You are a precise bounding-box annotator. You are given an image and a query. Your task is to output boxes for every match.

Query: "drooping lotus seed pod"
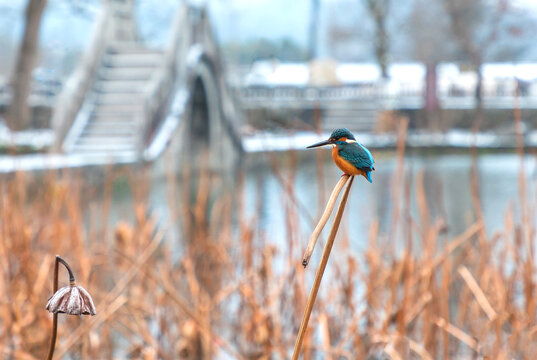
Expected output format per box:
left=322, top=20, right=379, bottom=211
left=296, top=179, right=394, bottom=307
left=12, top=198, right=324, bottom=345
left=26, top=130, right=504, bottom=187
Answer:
left=46, top=282, right=96, bottom=316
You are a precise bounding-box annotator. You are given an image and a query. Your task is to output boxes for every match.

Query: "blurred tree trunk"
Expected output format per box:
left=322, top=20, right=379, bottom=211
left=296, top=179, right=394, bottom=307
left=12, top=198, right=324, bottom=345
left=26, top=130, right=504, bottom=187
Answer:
left=425, top=62, right=439, bottom=111
left=6, top=0, right=47, bottom=131
left=424, top=62, right=442, bottom=130
left=442, top=0, right=502, bottom=131
left=364, top=0, right=390, bottom=78
left=308, top=0, right=320, bottom=60
left=473, top=60, right=484, bottom=132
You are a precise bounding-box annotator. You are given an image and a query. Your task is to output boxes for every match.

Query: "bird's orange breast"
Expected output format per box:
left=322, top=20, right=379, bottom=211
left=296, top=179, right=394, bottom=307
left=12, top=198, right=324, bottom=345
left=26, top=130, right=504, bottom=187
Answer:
left=332, top=146, right=362, bottom=176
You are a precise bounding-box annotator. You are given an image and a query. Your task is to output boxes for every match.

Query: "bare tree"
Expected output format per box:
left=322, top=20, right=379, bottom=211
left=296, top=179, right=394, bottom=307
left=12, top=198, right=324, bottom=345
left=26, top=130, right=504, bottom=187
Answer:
left=6, top=0, right=48, bottom=131
left=325, top=2, right=366, bottom=61
left=408, top=0, right=455, bottom=116
left=363, top=0, right=391, bottom=78
left=308, top=0, right=320, bottom=60
left=442, top=0, right=504, bottom=129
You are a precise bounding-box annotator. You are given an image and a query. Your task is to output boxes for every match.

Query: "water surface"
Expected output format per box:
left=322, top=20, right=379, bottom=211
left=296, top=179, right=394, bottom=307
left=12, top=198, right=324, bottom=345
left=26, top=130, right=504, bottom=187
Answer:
left=144, top=150, right=536, bottom=257
left=239, top=151, right=535, bottom=253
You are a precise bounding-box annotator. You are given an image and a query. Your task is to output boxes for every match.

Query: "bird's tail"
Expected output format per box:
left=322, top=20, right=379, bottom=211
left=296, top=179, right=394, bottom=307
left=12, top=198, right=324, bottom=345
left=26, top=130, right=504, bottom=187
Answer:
left=366, top=171, right=372, bottom=183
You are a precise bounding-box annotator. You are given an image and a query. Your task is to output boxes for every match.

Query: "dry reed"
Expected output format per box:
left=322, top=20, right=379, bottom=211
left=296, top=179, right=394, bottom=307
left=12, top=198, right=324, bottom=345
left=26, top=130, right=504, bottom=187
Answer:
left=0, top=119, right=535, bottom=358
left=293, top=174, right=354, bottom=359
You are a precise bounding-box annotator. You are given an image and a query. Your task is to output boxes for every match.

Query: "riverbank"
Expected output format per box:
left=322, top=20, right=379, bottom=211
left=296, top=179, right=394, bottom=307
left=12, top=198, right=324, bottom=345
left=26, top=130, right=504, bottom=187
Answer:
left=243, top=128, right=537, bottom=152
left=0, top=128, right=535, bottom=173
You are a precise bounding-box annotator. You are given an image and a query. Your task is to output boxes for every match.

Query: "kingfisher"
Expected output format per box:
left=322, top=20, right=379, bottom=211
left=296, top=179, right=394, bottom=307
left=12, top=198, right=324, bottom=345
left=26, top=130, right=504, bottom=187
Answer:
left=307, top=128, right=375, bottom=183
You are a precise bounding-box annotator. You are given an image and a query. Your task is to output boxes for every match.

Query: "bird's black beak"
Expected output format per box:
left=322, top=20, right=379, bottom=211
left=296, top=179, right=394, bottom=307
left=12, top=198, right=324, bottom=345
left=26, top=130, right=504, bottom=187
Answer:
left=307, top=139, right=332, bottom=149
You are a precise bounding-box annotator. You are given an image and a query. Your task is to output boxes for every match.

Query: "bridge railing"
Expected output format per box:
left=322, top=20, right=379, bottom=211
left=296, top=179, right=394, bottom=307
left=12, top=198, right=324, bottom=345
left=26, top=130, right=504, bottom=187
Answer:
left=237, top=83, right=408, bottom=103
left=138, top=3, right=188, bottom=154
left=0, top=78, right=62, bottom=109
left=194, top=6, right=244, bottom=154
left=51, top=3, right=113, bottom=150
left=236, top=83, right=537, bottom=110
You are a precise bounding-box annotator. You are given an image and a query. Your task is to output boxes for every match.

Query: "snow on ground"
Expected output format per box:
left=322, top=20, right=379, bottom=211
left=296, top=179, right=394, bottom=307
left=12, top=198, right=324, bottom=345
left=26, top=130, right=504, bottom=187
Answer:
left=336, top=63, right=380, bottom=83
left=0, top=128, right=534, bottom=173
left=0, top=152, right=137, bottom=173
left=242, top=130, right=537, bottom=153
left=0, top=121, right=55, bottom=150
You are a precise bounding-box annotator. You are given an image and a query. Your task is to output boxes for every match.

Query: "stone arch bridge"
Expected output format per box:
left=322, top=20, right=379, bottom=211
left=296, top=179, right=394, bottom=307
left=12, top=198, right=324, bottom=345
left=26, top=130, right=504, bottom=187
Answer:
left=53, top=0, right=243, bottom=171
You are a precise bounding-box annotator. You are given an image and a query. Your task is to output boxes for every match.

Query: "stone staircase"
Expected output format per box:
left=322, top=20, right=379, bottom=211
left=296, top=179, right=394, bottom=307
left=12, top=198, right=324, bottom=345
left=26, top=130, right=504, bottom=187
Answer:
left=321, top=99, right=380, bottom=133
left=62, top=0, right=164, bottom=156
left=64, top=44, right=163, bottom=155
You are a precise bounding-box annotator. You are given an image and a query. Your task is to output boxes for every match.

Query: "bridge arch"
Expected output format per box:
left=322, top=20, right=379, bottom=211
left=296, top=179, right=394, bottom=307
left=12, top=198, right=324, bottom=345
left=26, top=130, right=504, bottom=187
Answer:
left=55, top=2, right=242, bottom=171
left=190, top=76, right=210, bottom=146
left=183, top=46, right=240, bottom=170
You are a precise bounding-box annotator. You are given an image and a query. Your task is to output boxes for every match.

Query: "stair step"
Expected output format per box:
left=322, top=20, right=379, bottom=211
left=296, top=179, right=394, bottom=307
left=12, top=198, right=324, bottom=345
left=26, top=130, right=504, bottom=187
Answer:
left=91, top=114, right=136, bottom=122
left=92, top=109, right=137, bottom=116
left=98, top=68, right=155, bottom=81
left=77, top=131, right=137, bottom=139
left=75, top=138, right=137, bottom=147
left=76, top=141, right=137, bottom=151
left=102, top=53, right=162, bottom=68
left=71, top=144, right=137, bottom=153
left=77, top=140, right=137, bottom=148
left=93, top=104, right=143, bottom=115
left=95, top=94, right=145, bottom=105
left=93, top=89, right=146, bottom=95
left=107, top=43, right=163, bottom=55
left=83, top=125, right=136, bottom=135
left=81, top=133, right=136, bottom=140
left=90, top=113, right=136, bottom=121
left=85, top=122, right=136, bottom=130
left=90, top=117, right=138, bottom=126
left=89, top=124, right=138, bottom=132
left=91, top=112, right=141, bottom=121
left=71, top=146, right=137, bottom=153
left=94, top=80, right=149, bottom=93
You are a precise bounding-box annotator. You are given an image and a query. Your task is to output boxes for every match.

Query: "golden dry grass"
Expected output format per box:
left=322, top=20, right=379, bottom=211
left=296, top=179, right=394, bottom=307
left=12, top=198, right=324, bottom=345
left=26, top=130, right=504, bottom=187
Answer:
left=0, top=126, right=536, bottom=359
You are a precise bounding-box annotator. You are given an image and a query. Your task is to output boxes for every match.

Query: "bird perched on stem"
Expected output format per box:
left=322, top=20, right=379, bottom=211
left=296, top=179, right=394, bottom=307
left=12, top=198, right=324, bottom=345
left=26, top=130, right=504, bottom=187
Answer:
left=307, top=128, right=375, bottom=182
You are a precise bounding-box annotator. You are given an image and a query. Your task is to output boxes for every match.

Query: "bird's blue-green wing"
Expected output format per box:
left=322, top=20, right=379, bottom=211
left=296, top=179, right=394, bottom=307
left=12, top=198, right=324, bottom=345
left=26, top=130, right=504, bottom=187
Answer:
left=338, top=143, right=375, bottom=170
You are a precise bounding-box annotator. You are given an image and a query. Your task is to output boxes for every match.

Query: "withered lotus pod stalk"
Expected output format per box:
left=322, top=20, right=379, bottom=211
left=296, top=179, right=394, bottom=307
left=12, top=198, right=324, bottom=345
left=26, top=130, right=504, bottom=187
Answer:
left=46, top=283, right=96, bottom=315
left=46, top=256, right=96, bottom=316
left=46, top=255, right=96, bottom=360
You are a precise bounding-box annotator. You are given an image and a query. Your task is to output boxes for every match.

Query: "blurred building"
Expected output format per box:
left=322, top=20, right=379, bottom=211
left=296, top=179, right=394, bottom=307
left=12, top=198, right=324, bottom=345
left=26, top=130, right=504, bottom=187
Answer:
left=236, top=60, right=537, bottom=133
